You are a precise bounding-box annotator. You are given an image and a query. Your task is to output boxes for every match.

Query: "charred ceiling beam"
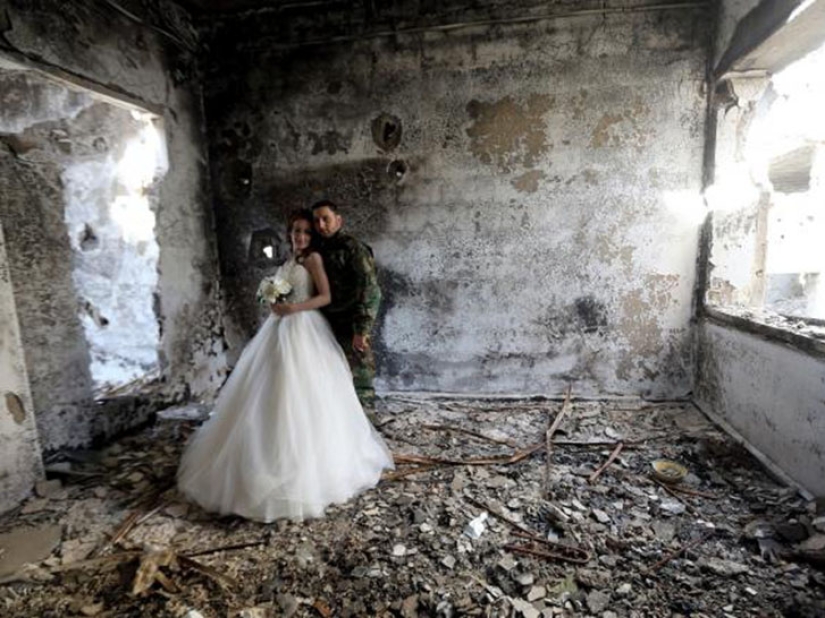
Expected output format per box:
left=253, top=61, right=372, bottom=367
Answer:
left=715, top=0, right=825, bottom=80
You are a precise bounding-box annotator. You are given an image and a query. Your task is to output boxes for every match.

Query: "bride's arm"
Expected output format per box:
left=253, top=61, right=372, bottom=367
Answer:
left=271, top=253, right=331, bottom=315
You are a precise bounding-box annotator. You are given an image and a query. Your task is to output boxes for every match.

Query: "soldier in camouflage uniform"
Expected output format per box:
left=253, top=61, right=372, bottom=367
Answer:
left=311, top=200, right=381, bottom=408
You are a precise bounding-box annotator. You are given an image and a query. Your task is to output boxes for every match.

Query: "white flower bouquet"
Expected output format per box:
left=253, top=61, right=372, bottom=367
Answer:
left=256, top=275, right=292, bottom=305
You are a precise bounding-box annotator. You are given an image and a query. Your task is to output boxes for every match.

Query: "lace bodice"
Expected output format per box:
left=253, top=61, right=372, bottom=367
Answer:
left=278, top=258, right=315, bottom=303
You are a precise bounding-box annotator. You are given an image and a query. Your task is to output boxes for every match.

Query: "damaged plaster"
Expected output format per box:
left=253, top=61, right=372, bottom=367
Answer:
left=695, top=320, right=825, bottom=497
left=0, top=0, right=227, bottom=452
left=0, top=223, right=43, bottom=515
left=203, top=2, right=710, bottom=398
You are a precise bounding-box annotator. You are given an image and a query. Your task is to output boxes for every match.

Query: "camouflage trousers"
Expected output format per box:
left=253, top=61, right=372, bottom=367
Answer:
left=328, top=319, right=376, bottom=408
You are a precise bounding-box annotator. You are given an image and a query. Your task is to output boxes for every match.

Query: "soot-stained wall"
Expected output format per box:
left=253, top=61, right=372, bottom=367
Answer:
left=205, top=1, right=711, bottom=398
left=0, top=0, right=227, bottom=451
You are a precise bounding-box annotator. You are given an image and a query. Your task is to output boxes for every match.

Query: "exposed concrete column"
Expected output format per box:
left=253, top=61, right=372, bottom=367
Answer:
left=0, top=222, right=44, bottom=514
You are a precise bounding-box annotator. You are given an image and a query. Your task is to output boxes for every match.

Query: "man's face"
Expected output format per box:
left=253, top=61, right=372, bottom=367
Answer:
left=313, top=206, right=343, bottom=238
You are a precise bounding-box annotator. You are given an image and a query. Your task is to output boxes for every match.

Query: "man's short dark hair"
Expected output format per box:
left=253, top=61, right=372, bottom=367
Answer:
left=311, top=199, right=339, bottom=212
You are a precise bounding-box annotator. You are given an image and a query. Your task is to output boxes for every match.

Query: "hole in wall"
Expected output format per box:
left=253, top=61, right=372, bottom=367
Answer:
left=371, top=113, right=402, bottom=151
left=62, top=106, right=167, bottom=394
left=4, top=392, right=27, bottom=424
left=387, top=159, right=407, bottom=183
left=79, top=223, right=99, bottom=251
left=706, top=41, right=825, bottom=320
left=0, top=59, right=167, bottom=405
left=249, top=228, right=281, bottom=264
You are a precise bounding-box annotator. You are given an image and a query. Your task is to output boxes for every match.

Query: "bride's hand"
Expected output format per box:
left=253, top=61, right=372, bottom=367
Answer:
left=271, top=303, right=296, bottom=316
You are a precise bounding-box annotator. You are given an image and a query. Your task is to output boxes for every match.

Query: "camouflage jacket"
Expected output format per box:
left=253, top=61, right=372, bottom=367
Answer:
left=318, top=231, right=381, bottom=335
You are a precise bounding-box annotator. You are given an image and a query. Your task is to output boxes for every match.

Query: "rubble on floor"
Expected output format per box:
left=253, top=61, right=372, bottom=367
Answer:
left=1, top=396, right=824, bottom=617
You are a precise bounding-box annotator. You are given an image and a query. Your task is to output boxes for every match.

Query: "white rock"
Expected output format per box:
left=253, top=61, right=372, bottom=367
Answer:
left=527, top=585, right=546, bottom=601
left=511, top=598, right=540, bottom=618
left=592, top=508, right=610, bottom=524
left=616, top=583, right=632, bottom=596
left=659, top=497, right=686, bottom=515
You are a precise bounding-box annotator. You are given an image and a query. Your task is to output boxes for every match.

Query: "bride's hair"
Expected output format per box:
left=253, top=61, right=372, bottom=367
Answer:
left=287, top=208, right=313, bottom=232
left=287, top=208, right=318, bottom=258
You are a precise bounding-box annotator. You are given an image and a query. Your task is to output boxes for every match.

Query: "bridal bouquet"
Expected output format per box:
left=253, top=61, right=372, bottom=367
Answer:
left=256, top=275, right=292, bottom=305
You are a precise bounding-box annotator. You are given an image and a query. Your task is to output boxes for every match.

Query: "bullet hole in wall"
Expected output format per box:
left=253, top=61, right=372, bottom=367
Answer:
left=82, top=299, right=110, bottom=328
left=4, top=392, right=27, bottom=424
left=249, top=228, right=281, bottom=264
left=388, top=159, right=407, bottom=183
left=371, top=113, right=402, bottom=151
left=79, top=223, right=99, bottom=251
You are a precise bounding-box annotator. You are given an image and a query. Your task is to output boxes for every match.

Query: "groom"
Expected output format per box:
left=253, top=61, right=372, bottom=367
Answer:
left=311, top=200, right=382, bottom=409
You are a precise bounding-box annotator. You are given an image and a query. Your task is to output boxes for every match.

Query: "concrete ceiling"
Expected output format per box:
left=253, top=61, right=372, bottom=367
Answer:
left=176, top=0, right=340, bottom=14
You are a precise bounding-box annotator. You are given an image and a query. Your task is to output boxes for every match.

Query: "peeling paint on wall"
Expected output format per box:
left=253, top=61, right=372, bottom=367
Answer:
left=204, top=3, right=710, bottom=397
left=590, top=99, right=651, bottom=150
left=466, top=94, right=555, bottom=172
left=511, top=169, right=546, bottom=194
left=0, top=223, right=43, bottom=514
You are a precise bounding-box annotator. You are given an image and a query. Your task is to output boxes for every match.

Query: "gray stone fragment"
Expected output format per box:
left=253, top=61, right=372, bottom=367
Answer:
left=592, top=508, right=610, bottom=524
left=586, top=590, right=610, bottom=614
left=698, top=557, right=750, bottom=576
left=441, top=555, right=456, bottom=569
left=527, top=585, right=546, bottom=601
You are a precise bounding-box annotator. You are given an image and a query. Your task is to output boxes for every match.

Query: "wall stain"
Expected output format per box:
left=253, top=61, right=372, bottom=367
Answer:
left=615, top=274, right=681, bottom=380
left=536, top=296, right=609, bottom=342
left=4, top=392, right=26, bottom=424
left=575, top=296, right=609, bottom=334
left=582, top=169, right=599, bottom=186
left=571, top=88, right=589, bottom=120
left=307, top=130, right=351, bottom=155
left=590, top=98, right=651, bottom=150
left=466, top=94, right=555, bottom=172
left=511, top=169, right=545, bottom=194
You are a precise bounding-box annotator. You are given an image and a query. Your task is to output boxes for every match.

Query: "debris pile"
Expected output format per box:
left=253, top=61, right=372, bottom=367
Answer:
left=1, top=394, right=824, bottom=617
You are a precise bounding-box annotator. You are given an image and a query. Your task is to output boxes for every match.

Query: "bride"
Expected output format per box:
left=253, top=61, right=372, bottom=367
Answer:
left=177, top=209, right=394, bottom=522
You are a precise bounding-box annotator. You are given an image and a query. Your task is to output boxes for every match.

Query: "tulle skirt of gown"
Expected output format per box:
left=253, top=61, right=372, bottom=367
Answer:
left=177, top=310, right=394, bottom=522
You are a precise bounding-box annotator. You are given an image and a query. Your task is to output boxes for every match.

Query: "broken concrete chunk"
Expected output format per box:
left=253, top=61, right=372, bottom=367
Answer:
left=616, top=583, right=632, bottom=596
left=441, top=555, right=456, bottom=569
left=586, top=590, right=611, bottom=613
left=20, top=498, right=50, bottom=514
left=659, top=497, right=686, bottom=515
left=592, top=508, right=610, bottom=524
left=697, top=557, right=750, bottom=576
left=651, top=521, right=676, bottom=542
left=35, top=479, right=64, bottom=498
left=400, top=594, right=419, bottom=618
left=511, top=597, right=541, bottom=618
left=0, top=524, right=63, bottom=583
left=527, top=585, right=546, bottom=601
left=799, top=534, right=825, bottom=552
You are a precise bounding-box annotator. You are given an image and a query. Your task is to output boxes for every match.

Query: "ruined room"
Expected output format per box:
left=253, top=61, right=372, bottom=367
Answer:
left=1, top=0, right=824, bottom=616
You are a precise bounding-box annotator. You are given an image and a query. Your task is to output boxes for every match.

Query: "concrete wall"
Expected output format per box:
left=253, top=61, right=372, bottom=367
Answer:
left=0, top=223, right=43, bottom=514
left=695, top=321, right=825, bottom=497
left=0, top=0, right=228, bottom=451
left=204, top=1, right=711, bottom=398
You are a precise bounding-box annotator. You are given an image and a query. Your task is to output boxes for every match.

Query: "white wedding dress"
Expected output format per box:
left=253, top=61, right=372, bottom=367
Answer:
left=177, top=258, right=394, bottom=522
